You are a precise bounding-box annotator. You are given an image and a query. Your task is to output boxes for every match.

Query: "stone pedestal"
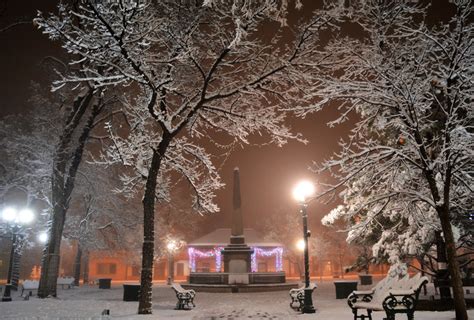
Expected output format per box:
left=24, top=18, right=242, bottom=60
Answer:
left=222, top=241, right=253, bottom=275
left=228, top=273, right=250, bottom=285
left=222, top=234, right=253, bottom=285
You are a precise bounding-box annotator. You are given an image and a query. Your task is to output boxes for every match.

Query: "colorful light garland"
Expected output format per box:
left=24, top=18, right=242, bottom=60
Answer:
left=250, top=247, right=284, bottom=272
left=188, top=246, right=283, bottom=273
left=188, top=247, right=224, bottom=272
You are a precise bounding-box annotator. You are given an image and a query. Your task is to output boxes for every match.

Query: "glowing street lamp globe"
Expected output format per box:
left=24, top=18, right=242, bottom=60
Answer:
left=2, top=207, right=17, bottom=222
left=18, top=209, right=35, bottom=224
left=38, top=232, right=49, bottom=244
left=167, top=240, right=177, bottom=252
left=296, top=239, right=305, bottom=251
left=292, top=180, right=315, bottom=203
left=2, top=207, right=35, bottom=225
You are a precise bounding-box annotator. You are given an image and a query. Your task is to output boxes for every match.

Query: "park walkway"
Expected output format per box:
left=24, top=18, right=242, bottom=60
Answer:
left=2, top=279, right=473, bottom=319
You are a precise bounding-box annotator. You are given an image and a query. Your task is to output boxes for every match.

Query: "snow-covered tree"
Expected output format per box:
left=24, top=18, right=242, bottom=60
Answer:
left=321, top=224, right=352, bottom=278
left=35, top=0, right=338, bottom=313
left=153, top=189, right=206, bottom=261
left=0, top=84, right=59, bottom=290
left=309, top=1, right=472, bottom=318
left=1, top=76, right=119, bottom=297
left=0, top=83, right=58, bottom=205
left=63, top=162, right=142, bottom=285
left=36, top=84, right=118, bottom=298
left=263, top=208, right=305, bottom=277
left=261, top=207, right=346, bottom=279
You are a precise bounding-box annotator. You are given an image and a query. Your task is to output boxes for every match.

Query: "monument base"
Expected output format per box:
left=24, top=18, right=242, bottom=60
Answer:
left=228, top=273, right=249, bottom=284
left=187, top=272, right=289, bottom=292
left=188, top=272, right=286, bottom=285
left=222, top=244, right=254, bottom=275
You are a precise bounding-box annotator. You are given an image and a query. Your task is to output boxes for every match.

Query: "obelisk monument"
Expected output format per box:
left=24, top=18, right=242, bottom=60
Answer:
left=222, top=167, right=254, bottom=284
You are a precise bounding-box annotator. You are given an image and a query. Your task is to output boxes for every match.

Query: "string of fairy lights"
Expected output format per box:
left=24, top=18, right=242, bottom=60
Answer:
left=187, top=246, right=283, bottom=272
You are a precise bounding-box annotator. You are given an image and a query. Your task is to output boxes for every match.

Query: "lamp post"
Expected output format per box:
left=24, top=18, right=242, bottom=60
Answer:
left=166, top=240, right=177, bottom=285
left=296, top=239, right=305, bottom=280
left=293, top=181, right=316, bottom=314
left=1, top=207, right=35, bottom=302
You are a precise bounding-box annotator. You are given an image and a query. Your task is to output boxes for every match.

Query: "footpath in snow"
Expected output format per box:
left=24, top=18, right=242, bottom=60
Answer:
left=1, top=279, right=473, bottom=319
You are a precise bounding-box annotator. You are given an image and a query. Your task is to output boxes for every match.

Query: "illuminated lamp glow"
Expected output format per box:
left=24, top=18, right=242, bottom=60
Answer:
left=18, top=208, right=34, bottom=224
left=38, top=232, right=48, bottom=243
left=296, top=239, right=305, bottom=251
left=292, top=180, right=315, bottom=203
left=2, top=207, right=17, bottom=222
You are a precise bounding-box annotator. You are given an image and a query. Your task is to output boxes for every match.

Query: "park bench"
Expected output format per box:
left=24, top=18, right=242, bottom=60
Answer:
left=171, top=283, right=196, bottom=310
left=347, top=273, right=428, bottom=320
left=21, top=277, right=75, bottom=296
left=289, top=283, right=317, bottom=311
left=21, top=280, right=39, bottom=296
left=57, top=277, right=75, bottom=289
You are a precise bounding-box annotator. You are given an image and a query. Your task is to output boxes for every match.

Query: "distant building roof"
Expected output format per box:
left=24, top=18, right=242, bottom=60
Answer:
left=188, top=228, right=282, bottom=247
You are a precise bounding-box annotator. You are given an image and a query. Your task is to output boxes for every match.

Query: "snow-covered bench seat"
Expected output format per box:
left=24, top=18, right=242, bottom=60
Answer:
left=21, top=277, right=75, bottom=296
left=171, top=283, right=196, bottom=310
left=347, top=273, right=428, bottom=320
left=57, top=277, right=75, bottom=289
left=21, top=280, right=39, bottom=296
left=289, top=283, right=317, bottom=311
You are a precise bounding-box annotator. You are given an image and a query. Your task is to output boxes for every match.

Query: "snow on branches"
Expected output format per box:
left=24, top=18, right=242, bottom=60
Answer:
left=35, top=0, right=337, bottom=212
left=313, top=0, right=473, bottom=265
left=34, top=0, right=342, bottom=313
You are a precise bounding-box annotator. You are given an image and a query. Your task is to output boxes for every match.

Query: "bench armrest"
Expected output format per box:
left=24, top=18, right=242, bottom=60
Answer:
left=173, top=287, right=196, bottom=299
left=347, top=289, right=374, bottom=309
left=382, top=291, right=418, bottom=313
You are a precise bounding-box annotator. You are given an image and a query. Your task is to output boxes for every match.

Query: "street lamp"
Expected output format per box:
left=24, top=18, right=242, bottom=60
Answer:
left=293, top=180, right=316, bottom=314
left=167, top=240, right=177, bottom=285
left=1, top=206, right=35, bottom=302
left=296, top=239, right=305, bottom=251
left=38, top=231, right=48, bottom=244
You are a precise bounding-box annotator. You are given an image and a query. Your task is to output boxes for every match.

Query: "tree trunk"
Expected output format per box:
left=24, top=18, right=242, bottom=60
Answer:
left=38, top=203, right=67, bottom=297
left=83, top=250, right=89, bottom=285
left=435, top=231, right=452, bottom=299
left=437, top=206, right=468, bottom=320
left=418, top=257, right=427, bottom=296
left=138, top=136, right=170, bottom=314
left=417, top=128, right=468, bottom=319
left=38, top=89, right=97, bottom=298
left=73, top=243, right=82, bottom=286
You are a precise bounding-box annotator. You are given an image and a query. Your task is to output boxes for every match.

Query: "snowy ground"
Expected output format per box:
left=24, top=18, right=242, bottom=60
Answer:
left=1, top=280, right=473, bottom=319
